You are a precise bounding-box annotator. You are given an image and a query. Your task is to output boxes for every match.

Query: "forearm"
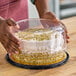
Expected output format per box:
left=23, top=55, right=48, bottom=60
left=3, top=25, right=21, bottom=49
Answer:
left=35, top=0, right=49, bottom=18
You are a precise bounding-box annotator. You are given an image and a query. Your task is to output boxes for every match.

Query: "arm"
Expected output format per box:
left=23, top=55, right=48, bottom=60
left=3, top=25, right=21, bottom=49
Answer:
left=35, top=0, right=58, bottom=22
left=35, top=0, right=49, bottom=17
left=34, top=0, right=69, bottom=42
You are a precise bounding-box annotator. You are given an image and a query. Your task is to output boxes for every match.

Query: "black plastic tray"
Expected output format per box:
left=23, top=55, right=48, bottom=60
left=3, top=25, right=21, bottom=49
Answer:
left=6, top=52, right=69, bottom=69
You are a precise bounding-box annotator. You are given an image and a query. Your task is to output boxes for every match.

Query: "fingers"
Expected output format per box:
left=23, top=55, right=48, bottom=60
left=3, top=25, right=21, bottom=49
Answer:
left=0, top=31, right=19, bottom=45
left=9, top=26, right=20, bottom=33
left=1, top=36, right=20, bottom=54
left=6, top=18, right=20, bottom=29
left=60, top=22, right=70, bottom=43
left=5, top=19, right=20, bottom=36
left=43, top=12, right=56, bottom=19
left=7, top=32, right=19, bottom=44
left=7, top=44, right=20, bottom=54
left=59, top=21, right=69, bottom=38
left=6, top=33, right=20, bottom=54
left=59, top=21, right=67, bottom=33
left=5, top=19, right=20, bottom=44
left=42, top=12, right=62, bottom=28
left=0, top=17, right=20, bottom=29
left=6, top=38, right=19, bottom=50
left=42, top=12, right=60, bottom=24
left=0, top=32, right=20, bottom=54
left=6, top=18, right=16, bottom=26
left=8, top=46, right=20, bottom=56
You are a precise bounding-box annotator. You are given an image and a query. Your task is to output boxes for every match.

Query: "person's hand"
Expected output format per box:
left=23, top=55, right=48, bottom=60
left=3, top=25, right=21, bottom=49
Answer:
left=41, top=12, right=69, bottom=43
left=0, top=17, right=20, bottom=55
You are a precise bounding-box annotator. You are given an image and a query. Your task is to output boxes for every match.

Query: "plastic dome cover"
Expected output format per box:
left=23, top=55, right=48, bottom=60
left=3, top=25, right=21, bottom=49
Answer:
left=9, top=19, right=67, bottom=66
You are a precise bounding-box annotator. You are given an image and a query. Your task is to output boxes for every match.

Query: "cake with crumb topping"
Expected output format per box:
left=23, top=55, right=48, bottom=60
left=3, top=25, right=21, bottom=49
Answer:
left=10, top=28, right=66, bottom=65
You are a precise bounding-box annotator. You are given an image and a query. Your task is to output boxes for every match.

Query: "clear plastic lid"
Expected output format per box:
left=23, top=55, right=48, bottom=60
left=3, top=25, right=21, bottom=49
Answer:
left=10, top=19, right=67, bottom=65
left=15, top=19, right=67, bottom=54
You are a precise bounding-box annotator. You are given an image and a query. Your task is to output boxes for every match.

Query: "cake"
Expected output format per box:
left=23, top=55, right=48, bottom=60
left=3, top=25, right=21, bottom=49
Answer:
left=10, top=28, right=66, bottom=65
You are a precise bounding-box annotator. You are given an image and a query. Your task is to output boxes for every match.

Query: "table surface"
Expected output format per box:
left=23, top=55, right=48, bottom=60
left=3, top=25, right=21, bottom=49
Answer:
left=0, top=17, right=76, bottom=76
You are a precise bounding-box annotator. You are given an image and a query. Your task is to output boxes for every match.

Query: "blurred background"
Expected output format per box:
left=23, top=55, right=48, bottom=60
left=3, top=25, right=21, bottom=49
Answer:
left=28, top=0, right=76, bottom=19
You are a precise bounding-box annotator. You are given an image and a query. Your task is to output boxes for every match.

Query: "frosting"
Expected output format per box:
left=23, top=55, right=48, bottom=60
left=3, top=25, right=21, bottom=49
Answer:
left=15, top=28, right=64, bottom=54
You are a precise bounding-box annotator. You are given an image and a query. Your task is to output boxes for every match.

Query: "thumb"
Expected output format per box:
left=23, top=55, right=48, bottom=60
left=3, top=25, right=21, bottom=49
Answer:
left=6, top=18, right=20, bottom=29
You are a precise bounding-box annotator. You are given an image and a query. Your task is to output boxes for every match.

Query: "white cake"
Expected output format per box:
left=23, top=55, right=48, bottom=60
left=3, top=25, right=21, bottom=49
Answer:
left=15, top=28, right=64, bottom=54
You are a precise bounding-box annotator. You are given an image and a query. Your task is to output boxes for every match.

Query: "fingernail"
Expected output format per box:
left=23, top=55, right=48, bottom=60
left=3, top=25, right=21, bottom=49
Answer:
left=17, top=41, right=21, bottom=45
left=67, top=36, right=70, bottom=39
left=16, top=24, right=20, bottom=29
left=15, top=51, right=19, bottom=54
left=9, top=53, right=12, bottom=56
left=19, top=47, right=21, bottom=49
left=67, top=40, right=69, bottom=43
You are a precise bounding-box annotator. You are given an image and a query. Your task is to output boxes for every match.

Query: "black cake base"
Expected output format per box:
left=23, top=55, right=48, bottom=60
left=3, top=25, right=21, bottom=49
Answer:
left=6, top=52, right=69, bottom=69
